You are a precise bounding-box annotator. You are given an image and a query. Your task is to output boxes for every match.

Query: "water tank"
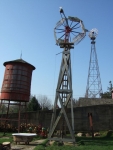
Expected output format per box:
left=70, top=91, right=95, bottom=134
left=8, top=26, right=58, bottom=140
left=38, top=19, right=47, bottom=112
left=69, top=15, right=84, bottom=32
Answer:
left=0, top=59, right=35, bottom=102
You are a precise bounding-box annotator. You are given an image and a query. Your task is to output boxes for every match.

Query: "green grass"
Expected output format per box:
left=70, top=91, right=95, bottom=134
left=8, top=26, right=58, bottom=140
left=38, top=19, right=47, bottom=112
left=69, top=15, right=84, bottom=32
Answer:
left=0, top=132, right=13, bottom=144
left=34, top=131, right=113, bottom=150
left=34, top=139, right=48, bottom=150
left=34, top=145, right=113, bottom=150
left=76, top=133, right=113, bottom=149
left=0, top=138, right=13, bottom=143
left=0, top=132, right=12, bottom=137
left=0, top=131, right=113, bottom=150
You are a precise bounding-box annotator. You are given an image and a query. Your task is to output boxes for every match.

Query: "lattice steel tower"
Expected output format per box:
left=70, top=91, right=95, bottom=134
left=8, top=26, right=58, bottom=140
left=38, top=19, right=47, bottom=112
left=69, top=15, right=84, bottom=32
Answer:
left=48, top=7, right=87, bottom=143
left=86, top=29, right=103, bottom=98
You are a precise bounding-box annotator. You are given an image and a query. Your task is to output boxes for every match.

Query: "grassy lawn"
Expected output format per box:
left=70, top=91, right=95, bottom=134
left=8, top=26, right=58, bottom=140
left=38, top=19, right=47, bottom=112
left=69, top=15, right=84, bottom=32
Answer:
left=36, top=146, right=113, bottom=150
left=34, top=131, right=113, bottom=150
left=0, top=131, right=113, bottom=150
left=0, top=132, right=13, bottom=143
left=34, top=137, right=113, bottom=150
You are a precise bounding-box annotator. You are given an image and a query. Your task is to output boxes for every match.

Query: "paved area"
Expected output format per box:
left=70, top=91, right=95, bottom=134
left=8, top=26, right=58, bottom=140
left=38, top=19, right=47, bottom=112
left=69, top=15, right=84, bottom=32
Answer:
left=11, top=139, right=45, bottom=150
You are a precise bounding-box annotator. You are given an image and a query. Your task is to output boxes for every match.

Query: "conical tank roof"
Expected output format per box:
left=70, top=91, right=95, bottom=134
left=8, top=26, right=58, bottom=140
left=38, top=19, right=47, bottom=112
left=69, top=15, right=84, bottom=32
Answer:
left=3, top=58, right=35, bottom=70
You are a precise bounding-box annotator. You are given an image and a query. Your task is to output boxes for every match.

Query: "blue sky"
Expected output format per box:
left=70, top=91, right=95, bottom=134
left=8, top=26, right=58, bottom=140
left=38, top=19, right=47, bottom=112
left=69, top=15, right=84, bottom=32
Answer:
left=0, top=0, right=113, bottom=103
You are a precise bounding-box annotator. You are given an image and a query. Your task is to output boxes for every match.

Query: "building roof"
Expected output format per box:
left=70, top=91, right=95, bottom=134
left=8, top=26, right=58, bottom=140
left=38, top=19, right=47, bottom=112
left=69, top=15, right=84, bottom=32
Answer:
left=3, top=59, right=35, bottom=70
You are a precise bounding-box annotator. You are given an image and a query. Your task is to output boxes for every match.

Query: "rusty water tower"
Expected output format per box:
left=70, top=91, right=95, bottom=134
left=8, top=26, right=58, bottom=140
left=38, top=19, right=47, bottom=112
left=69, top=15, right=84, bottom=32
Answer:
left=0, top=58, right=35, bottom=132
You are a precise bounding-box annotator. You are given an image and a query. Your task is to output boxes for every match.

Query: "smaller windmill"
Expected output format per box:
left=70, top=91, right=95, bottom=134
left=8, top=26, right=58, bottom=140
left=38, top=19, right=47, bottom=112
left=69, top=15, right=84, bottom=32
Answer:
left=48, top=7, right=87, bottom=143
left=85, top=28, right=103, bottom=98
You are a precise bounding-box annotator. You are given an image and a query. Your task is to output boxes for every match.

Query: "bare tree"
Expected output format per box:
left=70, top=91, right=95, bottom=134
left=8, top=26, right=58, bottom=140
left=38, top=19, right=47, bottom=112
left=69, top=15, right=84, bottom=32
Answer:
left=37, top=95, right=52, bottom=110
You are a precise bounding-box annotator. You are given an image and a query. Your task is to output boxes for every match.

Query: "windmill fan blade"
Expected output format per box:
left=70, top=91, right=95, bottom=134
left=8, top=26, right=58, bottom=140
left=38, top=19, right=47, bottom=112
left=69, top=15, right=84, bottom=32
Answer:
left=73, top=33, right=85, bottom=44
left=68, top=16, right=81, bottom=22
left=80, top=21, right=85, bottom=32
left=55, top=18, right=65, bottom=28
left=54, top=29, right=59, bottom=45
left=54, top=29, right=57, bottom=39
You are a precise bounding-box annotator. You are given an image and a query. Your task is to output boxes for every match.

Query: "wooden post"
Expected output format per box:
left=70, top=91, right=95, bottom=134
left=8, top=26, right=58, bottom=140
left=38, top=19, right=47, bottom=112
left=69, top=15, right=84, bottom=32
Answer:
left=88, top=113, right=94, bottom=138
left=25, top=102, right=28, bottom=126
left=4, top=100, right=10, bottom=135
left=18, top=102, right=21, bottom=133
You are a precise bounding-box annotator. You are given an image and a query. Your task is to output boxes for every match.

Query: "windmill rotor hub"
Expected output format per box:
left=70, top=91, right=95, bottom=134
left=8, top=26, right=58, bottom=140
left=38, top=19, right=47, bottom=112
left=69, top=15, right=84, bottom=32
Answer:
left=65, top=26, right=71, bottom=33
left=89, top=28, right=98, bottom=41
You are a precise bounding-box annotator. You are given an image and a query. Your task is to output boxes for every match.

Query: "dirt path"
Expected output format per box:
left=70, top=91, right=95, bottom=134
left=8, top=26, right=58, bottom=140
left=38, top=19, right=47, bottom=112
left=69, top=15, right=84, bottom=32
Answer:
left=11, top=139, right=45, bottom=150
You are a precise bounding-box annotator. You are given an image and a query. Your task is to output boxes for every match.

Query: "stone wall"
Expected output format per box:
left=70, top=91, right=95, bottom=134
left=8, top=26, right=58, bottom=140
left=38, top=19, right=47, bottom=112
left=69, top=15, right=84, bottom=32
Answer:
left=0, top=98, right=113, bottom=131
left=78, top=98, right=113, bottom=107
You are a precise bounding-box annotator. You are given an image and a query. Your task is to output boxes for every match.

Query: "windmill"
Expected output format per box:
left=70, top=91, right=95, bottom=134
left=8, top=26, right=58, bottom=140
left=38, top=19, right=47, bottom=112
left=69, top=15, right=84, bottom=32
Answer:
left=48, top=7, right=87, bottom=143
left=85, top=28, right=103, bottom=98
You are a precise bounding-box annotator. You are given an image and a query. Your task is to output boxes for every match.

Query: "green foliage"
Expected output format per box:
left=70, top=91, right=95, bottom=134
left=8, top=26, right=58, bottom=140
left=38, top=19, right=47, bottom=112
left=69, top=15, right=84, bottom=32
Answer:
left=100, top=92, right=111, bottom=98
left=108, top=81, right=112, bottom=92
left=100, top=81, right=112, bottom=98
left=27, top=96, right=41, bottom=111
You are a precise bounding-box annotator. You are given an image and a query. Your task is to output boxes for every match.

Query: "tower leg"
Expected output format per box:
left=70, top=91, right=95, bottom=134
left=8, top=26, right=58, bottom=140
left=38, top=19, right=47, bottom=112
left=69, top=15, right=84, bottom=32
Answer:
left=18, top=102, right=21, bottom=133
left=4, top=101, right=10, bottom=135
left=25, top=102, right=28, bottom=127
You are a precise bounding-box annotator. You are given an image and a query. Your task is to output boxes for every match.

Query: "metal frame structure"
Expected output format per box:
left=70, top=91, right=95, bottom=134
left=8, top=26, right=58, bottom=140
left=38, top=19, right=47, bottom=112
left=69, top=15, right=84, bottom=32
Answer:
left=85, top=29, right=103, bottom=98
left=48, top=8, right=87, bottom=143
